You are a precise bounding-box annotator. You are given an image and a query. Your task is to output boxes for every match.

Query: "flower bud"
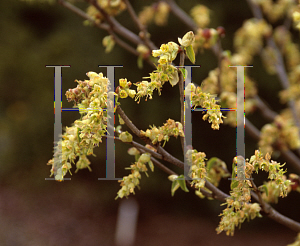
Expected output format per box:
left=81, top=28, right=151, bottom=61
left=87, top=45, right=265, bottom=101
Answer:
left=178, top=31, right=195, bottom=47
left=168, top=174, right=178, bottom=181
left=119, top=131, right=133, bottom=142
left=127, top=147, right=140, bottom=156
left=139, top=153, right=151, bottom=163
left=152, top=49, right=163, bottom=57
left=202, top=28, right=211, bottom=39
left=128, top=89, right=136, bottom=98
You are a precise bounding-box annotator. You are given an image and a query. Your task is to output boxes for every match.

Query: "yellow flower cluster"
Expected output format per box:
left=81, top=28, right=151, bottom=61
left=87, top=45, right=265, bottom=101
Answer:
left=250, top=151, right=292, bottom=198
left=48, top=72, right=114, bottom=181
left=217, top=155, right=260, bottom=236
left=134, top=63, right=179, bottom=103
left=233, top=18, right=271, bottom=65
left=138, top=2, right=170, bottom=26
left=117, top=148, right=154, bottom=199
left=152, top=42, right=179, bottom=65
left=190, top=5, right=210, bottom=28
left=187, top=83, right=224, bottom=130
left=140, top=119, right=184, bottom=147
left=193, top=28, right=220, bottom=52
left=86, top=0, right=126, bottom=24
left=259, top=115, right=300, bottom=154
left=217, top=201, right=261, bottom=236
left=117, top=78, right=136, bottom=99
left=186, top=150, right=207, bottom=197
left=252, top=0, right=296, bottom=23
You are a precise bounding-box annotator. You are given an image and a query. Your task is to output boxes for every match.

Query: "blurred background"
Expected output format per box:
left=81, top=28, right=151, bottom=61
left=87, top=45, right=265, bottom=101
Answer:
left=0, top=0, right=299, bottom=245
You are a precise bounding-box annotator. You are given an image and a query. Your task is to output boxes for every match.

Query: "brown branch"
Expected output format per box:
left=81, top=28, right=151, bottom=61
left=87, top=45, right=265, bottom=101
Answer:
left=178, top=51, right=185, bottom=153
left=58, top=0, right=140, bottom=57
left=116, top=105, right=232, bottom=200
left=116, top=105, right=185, bottom=169
left=123, top=0, right=157, bottom=50
left=164, top=0, right=198, bottom=31
left=58, top=0, right=109, bottom=31
left=86, top=0, right=143, bottom=46
left=112, top=129, right=214, bottom=198
left=250, top=180, right=300, bottom=232
left=254, top=95, right=277, bottom=122
left=250, top=179, right=269, bottom=214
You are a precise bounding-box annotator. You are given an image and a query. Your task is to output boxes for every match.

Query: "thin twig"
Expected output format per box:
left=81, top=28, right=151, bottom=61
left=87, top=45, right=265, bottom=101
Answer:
left=250, top=178, right=269, bottom=214
left=254, top=95, right=277, bottom=122
left=58, top=0, right=109, bottom=31
left=116, top=105, right=185, bottom=169
left=178, top=51, right=185, bottom=153
left=250, top=184, right=300, bottom=232
left=113, top=127, right=215, bottom=198
left=164, top=0, right=198, bottom=31
left=86, top=0, right=144, bottom=46
left=58, top=0, right=140, bottom=57
left=123, top=0, right=157, bottom=50
left=216, top=39, right=223, bottom=93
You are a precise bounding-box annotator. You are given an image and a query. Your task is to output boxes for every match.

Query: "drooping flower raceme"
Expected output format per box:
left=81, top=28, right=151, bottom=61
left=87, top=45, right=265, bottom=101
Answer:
left=186, top=82, right=224, bottom=130
left=47, top=72, right=115, bottom=181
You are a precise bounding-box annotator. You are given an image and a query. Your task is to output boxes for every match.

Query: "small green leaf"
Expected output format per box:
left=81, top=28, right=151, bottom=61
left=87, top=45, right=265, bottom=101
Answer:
left=171, top=180, right=180, bottom=196
left=185, top=45, right=195, bottom=64
left=177, top=175, right=189, bottom=192
left=179, top=68, right=186, bottom=80
left=148, top=160, right=154, bottom=172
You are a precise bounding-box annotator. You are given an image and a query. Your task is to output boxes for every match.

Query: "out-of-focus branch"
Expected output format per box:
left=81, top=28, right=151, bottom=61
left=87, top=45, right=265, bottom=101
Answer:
left=58, top=0, right=140, bottom=57
left=87, top=0, right=143, bottom=46
left=164, top=0, right=198, bottom=31
left=245, top=118, right=300, bottom=173
left=254, top=95, right=277, bottom=122
left=58, top=0, right=109, bottom=31
left=123, top=0, right=157, bottom=50
left=246, top=0, right=300, bottom=134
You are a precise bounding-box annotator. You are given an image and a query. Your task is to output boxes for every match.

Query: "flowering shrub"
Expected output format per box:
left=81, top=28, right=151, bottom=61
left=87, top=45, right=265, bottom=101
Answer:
left=22, top=0, right=300, bottom=244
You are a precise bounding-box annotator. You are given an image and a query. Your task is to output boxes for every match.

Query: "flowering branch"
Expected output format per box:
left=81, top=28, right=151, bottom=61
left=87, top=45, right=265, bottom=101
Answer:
left=86, top=0, right=143, bottom=46
left=246, top=0, right=300, bottom=134
left=245, top=118, right=300, bottom=174
left=116, top=105, right=185, bottom=169
left=58, top=0, right=140, bottom=57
